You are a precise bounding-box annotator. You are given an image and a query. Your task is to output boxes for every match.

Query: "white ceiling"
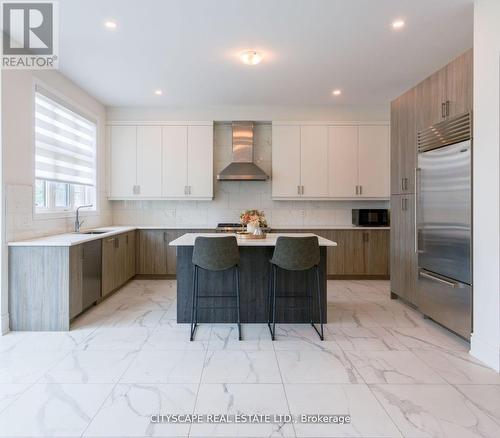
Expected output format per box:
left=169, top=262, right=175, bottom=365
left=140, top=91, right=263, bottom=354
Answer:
left=58, top=0, right=473, bottom=107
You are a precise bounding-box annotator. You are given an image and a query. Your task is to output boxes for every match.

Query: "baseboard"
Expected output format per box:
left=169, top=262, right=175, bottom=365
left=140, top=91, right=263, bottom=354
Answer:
left=327, top=275, right=390, bottom=280
left=134, top=274, right=176, bottom=280
left=1, top=312, right=10, bottom=335
left=470, top=332, right=500, bottom=372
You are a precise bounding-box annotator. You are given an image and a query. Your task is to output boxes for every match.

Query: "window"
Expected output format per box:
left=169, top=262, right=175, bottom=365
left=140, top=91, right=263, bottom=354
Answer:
left=34, top=88, right=97, bottom=214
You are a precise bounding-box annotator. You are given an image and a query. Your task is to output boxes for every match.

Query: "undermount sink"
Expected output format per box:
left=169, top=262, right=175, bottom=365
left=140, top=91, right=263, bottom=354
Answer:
left=80, top=230, right=109, bottom=235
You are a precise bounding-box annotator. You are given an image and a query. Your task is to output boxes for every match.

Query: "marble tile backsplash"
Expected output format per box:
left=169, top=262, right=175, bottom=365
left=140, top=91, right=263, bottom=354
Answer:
left=111, top=122, right=389, bottom=229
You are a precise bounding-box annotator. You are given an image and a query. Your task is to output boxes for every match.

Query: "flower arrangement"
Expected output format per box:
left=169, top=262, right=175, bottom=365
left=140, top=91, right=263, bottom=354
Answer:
left=240, top=209, right=267, bottom=227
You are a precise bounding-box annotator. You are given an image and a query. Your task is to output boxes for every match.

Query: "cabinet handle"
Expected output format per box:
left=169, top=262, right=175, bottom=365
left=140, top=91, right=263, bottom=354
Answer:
left=189, top=186, right=191, bottom=195
left=441, top=102, right=446, bottom=118
left=446, top=100, right=450, bottom=117
left=404, top=178, right=408, bottom=191
left=163, top=232, right=168, bottom=242
left=301, top=185, right=304, bottom=195
left=401, top=178, right=405, bottom=191
left=297, top=185, right=301, bottom=195
left=126, top=235, right=129, bottom=244
left=355, top=185, right=359, bottom=195
left=359, top=185, right=363, bottom=195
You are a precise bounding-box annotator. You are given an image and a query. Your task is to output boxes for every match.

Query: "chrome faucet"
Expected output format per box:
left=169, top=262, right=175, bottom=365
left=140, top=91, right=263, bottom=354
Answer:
left=75, top=204, right=93, bottom=232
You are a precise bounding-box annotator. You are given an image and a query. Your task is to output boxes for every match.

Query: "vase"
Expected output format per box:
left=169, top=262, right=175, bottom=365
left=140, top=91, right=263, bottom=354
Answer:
left=247, top=223, right=257, bottom=234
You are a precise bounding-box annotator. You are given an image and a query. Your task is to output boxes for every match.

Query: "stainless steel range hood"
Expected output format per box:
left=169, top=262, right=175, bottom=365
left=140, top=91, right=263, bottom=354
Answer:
left=217, top=121, right=269, bottom=181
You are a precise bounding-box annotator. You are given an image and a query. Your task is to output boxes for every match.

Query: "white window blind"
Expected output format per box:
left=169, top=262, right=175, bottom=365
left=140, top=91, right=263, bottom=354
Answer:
left=35, top=89, right=96, bottom=186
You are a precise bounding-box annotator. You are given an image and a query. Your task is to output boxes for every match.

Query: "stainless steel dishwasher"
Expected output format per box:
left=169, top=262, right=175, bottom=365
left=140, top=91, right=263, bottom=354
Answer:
left=82, top=239, right=102, bottom=310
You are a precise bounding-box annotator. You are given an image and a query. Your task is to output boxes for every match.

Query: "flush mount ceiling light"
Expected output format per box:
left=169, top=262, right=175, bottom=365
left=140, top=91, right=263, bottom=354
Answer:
left=332, top=89, right=342, bottom=96
left=154, top=89, right=163, bottom=96
left=240, top=50, right=263, bottom=65
left=392, top=19, right=405, bottom=29
left=104, top=20, right=117, bottom=29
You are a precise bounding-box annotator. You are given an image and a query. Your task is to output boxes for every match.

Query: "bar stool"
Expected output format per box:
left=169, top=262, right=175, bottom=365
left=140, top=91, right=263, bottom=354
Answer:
left=190, top=236, right=241, bottom=341
left=267, top=236, right=324, bottom=341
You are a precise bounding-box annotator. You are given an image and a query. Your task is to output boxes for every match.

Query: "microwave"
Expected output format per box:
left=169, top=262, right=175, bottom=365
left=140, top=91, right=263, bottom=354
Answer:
left=352, top=209, right=389, bottom=227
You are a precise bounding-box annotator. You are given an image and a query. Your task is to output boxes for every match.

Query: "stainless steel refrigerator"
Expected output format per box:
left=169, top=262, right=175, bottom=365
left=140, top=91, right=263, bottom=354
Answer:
left=416, top=112, right=472, bottom=340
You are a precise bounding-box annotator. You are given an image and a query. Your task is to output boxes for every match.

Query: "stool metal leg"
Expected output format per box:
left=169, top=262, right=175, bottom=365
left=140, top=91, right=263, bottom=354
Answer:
left=271, top=265, right=278, bottom=340
left=311, top=265, right=324, bottom=341
left=190, top=265, right=198, bottom=341
left=267, top=262, right=273, bottom=326
left=235, top=266, right=241, bottom=341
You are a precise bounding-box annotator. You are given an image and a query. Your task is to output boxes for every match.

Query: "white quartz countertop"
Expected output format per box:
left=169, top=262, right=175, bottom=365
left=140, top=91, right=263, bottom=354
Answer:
left=8, top=225, right=387, bottom=247
left=7, top=226, right=137, bottom=247
left=169, top=233, right=337, bottom=247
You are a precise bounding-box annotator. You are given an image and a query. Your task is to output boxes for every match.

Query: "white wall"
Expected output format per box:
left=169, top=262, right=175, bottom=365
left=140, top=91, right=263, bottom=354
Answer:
left=1, top=69, right=112, bottom=333
left=471, top=0, right=500, bottom=371
left=107, top=104, right=389, bottom=123
left=112, top=122, right=389, bottom=228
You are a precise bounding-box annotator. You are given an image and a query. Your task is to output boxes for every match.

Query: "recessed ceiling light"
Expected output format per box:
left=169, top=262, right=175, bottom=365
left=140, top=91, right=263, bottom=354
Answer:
left=240, top=50, right=263, bottom=65
left=392, top=19, right=405, bottom=29
left=154, top=89, right=163, bottom=96
left=332, top=89, right=342, bottom=96
left=104, top=20, right=117, bottom=29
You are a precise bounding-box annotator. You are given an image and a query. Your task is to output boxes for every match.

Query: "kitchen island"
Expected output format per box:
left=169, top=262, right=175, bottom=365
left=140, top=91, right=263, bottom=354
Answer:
left=169, top=233, right=337, bottom=323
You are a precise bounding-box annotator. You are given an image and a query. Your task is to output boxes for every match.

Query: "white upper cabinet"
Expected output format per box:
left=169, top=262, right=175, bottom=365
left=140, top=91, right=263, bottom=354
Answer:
left=108, top=122, right=213, bottom=200
left=187, top=125, right=213, bottom=198
left=328, top=126, right=358, bottom=197
left=358, top=125, right=390, bottom=198
left=300, top=126, right=329, bottom=197
left=137, top=126, right=162, bottom=197
left=110, top=125, right=137, bottom=198
left=272, top=125, right=301, bottom=197
left=272, top=122, right=389, bottom=200
left=162, top=126, right=188, bottom=197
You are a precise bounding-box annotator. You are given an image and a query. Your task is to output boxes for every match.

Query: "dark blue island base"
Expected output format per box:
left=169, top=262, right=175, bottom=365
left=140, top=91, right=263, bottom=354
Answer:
left=176, top=246, right=327, bottom=323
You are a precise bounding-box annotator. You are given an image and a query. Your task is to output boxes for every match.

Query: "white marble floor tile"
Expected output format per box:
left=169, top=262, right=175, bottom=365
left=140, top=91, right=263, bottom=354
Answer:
left=0, top=384, right=31, bottom=413
left=97, top=309, right=166, bottom=328
left=387, top=326, right=470, bottom=351
left=78, top=327, right=150, bottom=351
left=190, top=383, right=294, bottom=437
left=276, top=350, right=361, bottom=384
left=346, top=350, right=446, bottom=384
left=143, top=323, right=211, bottom=350
left=0, top=348, right=69, bottom=383
left=209, top=324, right=274, bottom=351
left=413, top=349, right=500, bottom=384
left=271, top=324, right=341, bottom=351
left=0, top=332, right=33, bottom=353
left=327, top=308, right=381, bottom=328
left=285, top=383, right=402, bottom=437
left=329, top=327, right=408, bottom=351
left=42, top=350, right=139, bottom=384
left=120, top=350, right=206, bottom=384
left=202, top=351, right=281, bottom=383
left=84, top=383, right=197, bottom=437
left=0, top=383, right=113, bottom=437
left=371, top=384, right=500, bottom=438
left=454, top=385, right=500, bottom=432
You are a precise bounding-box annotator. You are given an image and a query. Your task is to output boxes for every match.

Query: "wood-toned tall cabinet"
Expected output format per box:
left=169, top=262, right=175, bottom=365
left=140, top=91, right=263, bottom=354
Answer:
left=390, top=48, right=472, bottom=305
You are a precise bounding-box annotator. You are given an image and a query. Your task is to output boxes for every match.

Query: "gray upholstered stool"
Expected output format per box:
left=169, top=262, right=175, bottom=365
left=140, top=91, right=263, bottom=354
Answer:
left=190, top=236, right=241, bottom=341
left=268, top=236, right=324, bottom=340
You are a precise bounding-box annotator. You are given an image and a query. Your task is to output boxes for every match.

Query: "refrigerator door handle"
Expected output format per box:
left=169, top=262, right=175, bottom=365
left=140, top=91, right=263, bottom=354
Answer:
left=419, top=270, right=458, bottom=288
left=415, top=167, right=420, bottom=253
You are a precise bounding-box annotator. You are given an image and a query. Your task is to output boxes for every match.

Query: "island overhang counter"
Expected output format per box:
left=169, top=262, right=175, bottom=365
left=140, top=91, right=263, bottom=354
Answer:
left=169, top=233, right=337, bottom=323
